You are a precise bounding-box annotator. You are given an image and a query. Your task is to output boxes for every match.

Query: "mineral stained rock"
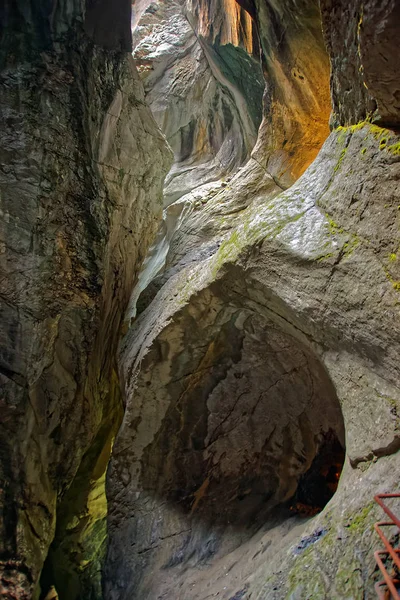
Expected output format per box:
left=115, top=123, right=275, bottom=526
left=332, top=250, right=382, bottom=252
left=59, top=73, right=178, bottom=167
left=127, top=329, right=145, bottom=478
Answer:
left=107, top=121, right=400, bottom=600
left=0, top=2, right=171, bottom=598
left=125, top=0, right=266, bottom=321
left=250, top=0, right=331, bottom=186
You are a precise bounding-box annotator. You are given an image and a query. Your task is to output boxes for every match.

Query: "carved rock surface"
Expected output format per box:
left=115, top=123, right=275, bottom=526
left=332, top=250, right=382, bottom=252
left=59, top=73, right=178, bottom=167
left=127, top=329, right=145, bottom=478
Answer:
left=249, top=0, right=331, bottom=186
left=107, top=121, right=400, bottom=599
left=125, top=0, right=266, bottom=322
left=0, top=2, right=171, bottom=598
left=1, top=0, right=400, bottom=598
left=132, top=0, right=264, bottom=204
left=105, top=1, right=400, bottom=598
left=320, top=0, right=400, bottom=127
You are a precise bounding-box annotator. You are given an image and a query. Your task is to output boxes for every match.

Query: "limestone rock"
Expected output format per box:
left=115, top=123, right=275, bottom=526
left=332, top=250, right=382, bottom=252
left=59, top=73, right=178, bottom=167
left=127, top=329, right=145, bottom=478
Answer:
left=2, top=0, right=400, bottom=598
left=126, top=0, right=266, bottom=321
left=104, top=1, right=400, bottom=596
left=132, top=0, right=264, bottom=205
left=320, top=0, right=400, bottom=127
left=250, top=0, right=331, bottom=186
left=0, top=2, right=171, bottom=598
left=107, top=121, right=400, bottom=599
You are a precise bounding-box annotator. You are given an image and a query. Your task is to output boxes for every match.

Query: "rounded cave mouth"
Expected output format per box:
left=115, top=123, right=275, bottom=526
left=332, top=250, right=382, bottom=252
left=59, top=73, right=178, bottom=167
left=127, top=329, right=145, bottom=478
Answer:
left=138, top=307, right=346, bottom=535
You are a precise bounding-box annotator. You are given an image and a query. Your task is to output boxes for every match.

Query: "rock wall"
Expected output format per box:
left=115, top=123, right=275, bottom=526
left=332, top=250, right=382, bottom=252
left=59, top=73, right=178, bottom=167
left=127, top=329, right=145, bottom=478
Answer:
left=105, top=0, right=400, bottom=598
left=0, top=2, right=171, bottom=598
left=249, top=0, right=331, bottom=186
left=132, top=0, right=264, bottom=204
left=1, top=0, right=400, bottom=598
left=125, top=0, right=266, bottom=322
left=320, top=0, right=400, bottom=127
left=107, top=122, right=400, bottom=600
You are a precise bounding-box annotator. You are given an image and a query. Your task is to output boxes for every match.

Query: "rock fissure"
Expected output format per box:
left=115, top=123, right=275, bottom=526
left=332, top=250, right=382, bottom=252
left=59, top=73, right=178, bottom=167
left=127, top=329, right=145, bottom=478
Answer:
left=349, top=435, right=400, bottom=469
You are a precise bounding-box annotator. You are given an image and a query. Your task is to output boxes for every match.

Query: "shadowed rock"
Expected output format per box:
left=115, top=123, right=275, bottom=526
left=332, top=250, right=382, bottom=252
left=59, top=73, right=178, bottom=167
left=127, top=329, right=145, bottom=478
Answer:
left=0, top=1, right=171, bottom=598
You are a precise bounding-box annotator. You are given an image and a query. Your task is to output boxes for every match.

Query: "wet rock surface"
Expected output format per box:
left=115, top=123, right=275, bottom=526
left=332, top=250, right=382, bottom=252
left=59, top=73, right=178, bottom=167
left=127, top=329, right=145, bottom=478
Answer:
left=132, top=0, right=264, bottom=204
left=250, top=0, right=331, bottom=185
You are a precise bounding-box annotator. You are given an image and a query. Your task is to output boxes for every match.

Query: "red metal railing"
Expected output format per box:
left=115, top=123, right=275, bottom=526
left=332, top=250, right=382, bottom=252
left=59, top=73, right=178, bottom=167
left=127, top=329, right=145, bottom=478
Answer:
left=374, top=493, right=400, bottom=599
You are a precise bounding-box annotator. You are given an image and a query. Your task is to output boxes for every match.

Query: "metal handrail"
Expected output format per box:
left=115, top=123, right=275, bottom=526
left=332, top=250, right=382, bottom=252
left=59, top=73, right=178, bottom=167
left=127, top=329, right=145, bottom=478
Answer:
left=374, top=493, right=400, bottom=600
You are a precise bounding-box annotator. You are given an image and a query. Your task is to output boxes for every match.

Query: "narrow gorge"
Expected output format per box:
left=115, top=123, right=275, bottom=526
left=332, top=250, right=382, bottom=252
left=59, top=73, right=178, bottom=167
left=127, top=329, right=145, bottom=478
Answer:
left=0, top=1, right=399, bottom=599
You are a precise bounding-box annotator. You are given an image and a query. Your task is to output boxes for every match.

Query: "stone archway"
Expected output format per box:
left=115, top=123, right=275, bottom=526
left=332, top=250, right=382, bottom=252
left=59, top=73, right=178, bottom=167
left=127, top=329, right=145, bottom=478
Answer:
left=105, top=287, right=345, bottom=599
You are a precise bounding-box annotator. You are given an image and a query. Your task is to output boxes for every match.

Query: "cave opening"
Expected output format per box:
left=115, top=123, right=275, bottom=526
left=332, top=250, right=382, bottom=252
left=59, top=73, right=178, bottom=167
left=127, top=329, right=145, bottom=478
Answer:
left=141, top=307, right=346, bottom=528
left=106, top=298, right=346, bottom=598
left=290, top=430, right=345, bottom=517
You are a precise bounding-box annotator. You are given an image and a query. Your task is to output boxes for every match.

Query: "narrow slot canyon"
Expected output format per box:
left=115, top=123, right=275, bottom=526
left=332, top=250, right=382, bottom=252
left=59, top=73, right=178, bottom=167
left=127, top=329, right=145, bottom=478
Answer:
left=102, top=5, right=345, bottom=595
left=1, top=0, right=400, bottom=599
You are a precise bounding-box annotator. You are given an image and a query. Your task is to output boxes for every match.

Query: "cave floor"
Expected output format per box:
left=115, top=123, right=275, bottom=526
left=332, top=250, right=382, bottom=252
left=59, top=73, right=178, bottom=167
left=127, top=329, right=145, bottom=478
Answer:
left=142, top=507, right=312, bottom=600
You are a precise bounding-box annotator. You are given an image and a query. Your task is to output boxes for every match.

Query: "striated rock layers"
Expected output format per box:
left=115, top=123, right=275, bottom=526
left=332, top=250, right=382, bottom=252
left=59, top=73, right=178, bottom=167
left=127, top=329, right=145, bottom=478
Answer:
left=105, top=0, right=400, bottom=599
left=124, top=0, right=265, bottom=324
left=132, top=0, right=264, bottom=204
left=0, top=1, right=171, bottom=599
left=1, top=0, right=400, bottom=598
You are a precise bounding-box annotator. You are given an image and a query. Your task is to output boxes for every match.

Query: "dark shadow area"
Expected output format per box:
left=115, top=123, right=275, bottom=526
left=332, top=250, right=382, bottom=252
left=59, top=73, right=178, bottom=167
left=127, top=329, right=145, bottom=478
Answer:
left=291, top=431, right=345, bottom=516
left=139, top=308, right=345, bottom=529
left=85, top=0, right=132, bottom=51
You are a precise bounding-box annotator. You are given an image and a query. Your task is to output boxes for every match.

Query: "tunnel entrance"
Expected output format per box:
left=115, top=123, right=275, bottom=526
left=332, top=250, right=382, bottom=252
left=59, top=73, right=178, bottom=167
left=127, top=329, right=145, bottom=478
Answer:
left=106, top=297, right=346, bottom=599
left=290, top=430, right=344, bottom=516
left=140, top=308, right=345, bottom=528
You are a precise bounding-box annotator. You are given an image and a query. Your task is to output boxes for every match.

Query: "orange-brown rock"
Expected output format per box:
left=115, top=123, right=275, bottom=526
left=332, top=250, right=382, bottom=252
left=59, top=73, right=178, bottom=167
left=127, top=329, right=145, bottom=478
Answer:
left=251, top=0, right=331, bottom=186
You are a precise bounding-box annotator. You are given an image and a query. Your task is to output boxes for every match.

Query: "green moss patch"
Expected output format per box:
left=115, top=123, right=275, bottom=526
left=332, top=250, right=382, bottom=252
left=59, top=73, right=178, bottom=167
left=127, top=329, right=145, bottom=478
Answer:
left=325, top=216, right=344, bottom=235
left=335, top=122, right=399, bottom=156
left=387, top=142, right=400, bottom=156
left=344, top=502, right=375, bottom=532
left=334, top=148, right=347, bottom=172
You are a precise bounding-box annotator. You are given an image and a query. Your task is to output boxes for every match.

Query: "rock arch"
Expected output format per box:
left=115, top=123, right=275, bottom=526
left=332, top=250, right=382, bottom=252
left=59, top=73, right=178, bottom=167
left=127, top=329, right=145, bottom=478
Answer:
left=105, top=280, right=345, bottom=599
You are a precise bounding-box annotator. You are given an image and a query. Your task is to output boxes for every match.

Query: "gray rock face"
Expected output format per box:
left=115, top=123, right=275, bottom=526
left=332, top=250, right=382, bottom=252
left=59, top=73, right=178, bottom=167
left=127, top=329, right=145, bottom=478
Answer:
left=0, top=2, right=171, bottom=598
left=132, top=0, right=264, bottom=204
left=107, top=286, right=345, bottom=598
left=104, top=1, right=400, bottom=599
left=126, top=0, right=265, bottom=321
left=2, top=0, right=400, bottom=598
left=320, top=0, right=400, bottom=127
left=107, top=121, right=400, bottom=599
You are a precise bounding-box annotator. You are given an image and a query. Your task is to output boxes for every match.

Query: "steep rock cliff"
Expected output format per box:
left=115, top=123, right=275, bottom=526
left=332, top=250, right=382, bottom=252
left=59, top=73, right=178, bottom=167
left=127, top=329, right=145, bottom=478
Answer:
left=108, top=123, right=400, bottom=600
left=1, top=0, right=400, bottom=598
left=0, top=2, right=171, bottom=598
left=250, top=0, right=331, bottom=185
left=125, top=0, right=265, bottom=323
left=320, top=0, right=400, bottom=127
